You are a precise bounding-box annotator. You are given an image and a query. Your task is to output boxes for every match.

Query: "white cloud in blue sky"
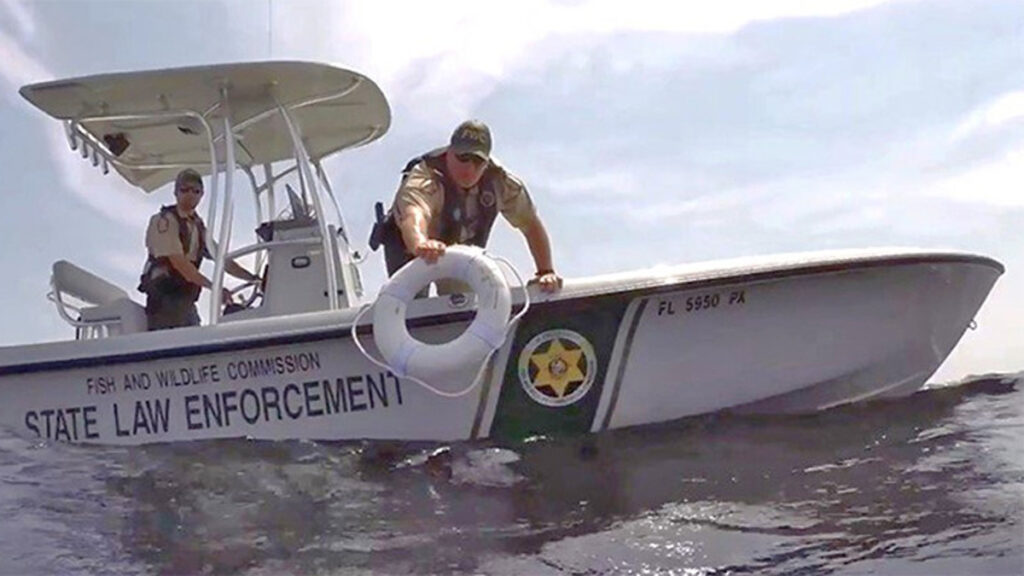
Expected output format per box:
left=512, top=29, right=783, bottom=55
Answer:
left=0, top=0, right=1021, bottom=382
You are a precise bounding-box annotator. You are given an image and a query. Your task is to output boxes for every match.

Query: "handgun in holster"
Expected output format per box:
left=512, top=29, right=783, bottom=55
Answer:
left=369, top=201, right=416, bottom=276
left=368, top=201, right=387, bottom=251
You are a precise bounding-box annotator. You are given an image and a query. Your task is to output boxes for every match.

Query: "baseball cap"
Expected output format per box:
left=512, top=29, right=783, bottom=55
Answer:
left=449, top=120, right=492, bottom=161
left=175, top=168, right=204, bottom=191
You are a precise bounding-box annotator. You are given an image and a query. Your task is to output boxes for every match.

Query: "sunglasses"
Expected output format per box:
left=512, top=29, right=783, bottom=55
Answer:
left=177, top=186, right=203, bottom=195
left=455, top=153, right=488, bottom=167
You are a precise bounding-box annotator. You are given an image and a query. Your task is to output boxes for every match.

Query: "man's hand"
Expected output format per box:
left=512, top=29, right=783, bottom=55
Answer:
left=532, top=271, right=563, bottom=293
left=221, top=287, right=234, bottom=304
left=415, top=239, right=447, bottom=264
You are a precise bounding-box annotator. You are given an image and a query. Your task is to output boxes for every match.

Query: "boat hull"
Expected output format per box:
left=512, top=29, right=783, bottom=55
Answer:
left=0, top=252, right=1003, bottom=445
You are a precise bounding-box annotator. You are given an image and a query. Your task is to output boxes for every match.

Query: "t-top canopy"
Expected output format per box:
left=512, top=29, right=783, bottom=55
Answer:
left=20, top=61, right=391, bottom=191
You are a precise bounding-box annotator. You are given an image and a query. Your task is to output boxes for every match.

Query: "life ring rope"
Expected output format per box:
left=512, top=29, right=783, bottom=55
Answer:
left=351, top=252, right=531, bottom=399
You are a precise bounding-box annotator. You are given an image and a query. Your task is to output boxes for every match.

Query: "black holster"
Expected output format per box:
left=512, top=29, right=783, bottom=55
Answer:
left=138, top=261, right=200, bottom=306
left=369, top=202, right=415, bottom=276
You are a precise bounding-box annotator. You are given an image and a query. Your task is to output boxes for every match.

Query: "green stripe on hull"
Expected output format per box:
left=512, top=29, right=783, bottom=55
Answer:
left=489, top=294, right=632, bottom=440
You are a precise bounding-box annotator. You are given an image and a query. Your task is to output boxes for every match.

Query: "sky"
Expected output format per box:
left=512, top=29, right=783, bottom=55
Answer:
left=0, top=0, right=1021, bottom=383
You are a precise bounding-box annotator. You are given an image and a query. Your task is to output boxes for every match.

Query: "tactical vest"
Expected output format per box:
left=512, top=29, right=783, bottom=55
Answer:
left=373, top=148, right=504, bottom=275
left=403, top=148, right=502, bottom=247
left=138, top=205, right=208, bottom=301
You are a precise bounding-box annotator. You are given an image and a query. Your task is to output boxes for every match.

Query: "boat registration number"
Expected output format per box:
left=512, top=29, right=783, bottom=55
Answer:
left=655, top=289, right=746, bottom=316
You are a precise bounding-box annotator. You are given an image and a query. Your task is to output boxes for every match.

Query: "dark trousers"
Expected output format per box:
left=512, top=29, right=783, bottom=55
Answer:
left=146, top=291, right=201, bottom=331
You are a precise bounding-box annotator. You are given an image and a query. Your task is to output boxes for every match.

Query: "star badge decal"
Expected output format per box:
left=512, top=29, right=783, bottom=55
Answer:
left=518, top=330, right=597, bottom=407
left=530, top=338, right=586, bottom=399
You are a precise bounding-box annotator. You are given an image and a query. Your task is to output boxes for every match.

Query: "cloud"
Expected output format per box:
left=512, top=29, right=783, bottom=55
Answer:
left=0, top=30, right=46, bottom=95
left=539, top=169, right=641, bottom=199
left=0, top=15, right=163, bottom=232
left=260, top=0, right=1024, bottom=262
left=953, top=90, right=1024, bottom=137
left=268, top=0, right=895, bottom=128
left=927, top=148, right=1024, bottom=208
left=914, top=88, right=1024, bottom=209
left=0, top=0, right=35, bottom=41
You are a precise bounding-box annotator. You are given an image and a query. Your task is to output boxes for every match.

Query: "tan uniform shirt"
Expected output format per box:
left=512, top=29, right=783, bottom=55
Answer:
left=392, top=159, right=538, bottom=243
left=145, top=209, right=203, bottom=262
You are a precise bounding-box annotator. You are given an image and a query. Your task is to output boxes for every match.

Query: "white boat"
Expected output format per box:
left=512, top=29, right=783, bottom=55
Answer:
left=0, top=62, right=1004, bottom=445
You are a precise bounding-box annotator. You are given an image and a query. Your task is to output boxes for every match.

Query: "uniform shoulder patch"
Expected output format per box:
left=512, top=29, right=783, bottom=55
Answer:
left=496, top=167, right=524, bottom=190
left=156, top=215, right=170, bottom=233
left=499, top=172, right=529, bottom=206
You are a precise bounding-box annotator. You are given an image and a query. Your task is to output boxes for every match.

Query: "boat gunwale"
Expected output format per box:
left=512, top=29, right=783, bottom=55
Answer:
left=0, top=251, right=1002, bottom=377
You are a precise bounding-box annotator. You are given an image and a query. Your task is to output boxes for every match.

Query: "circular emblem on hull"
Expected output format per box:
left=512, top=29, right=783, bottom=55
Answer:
left=518, top=329, right=597, bottom=407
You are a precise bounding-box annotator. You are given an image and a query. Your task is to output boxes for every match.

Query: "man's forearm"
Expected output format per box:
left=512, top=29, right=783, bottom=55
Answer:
left=523, top=218, right=555, bottom=273
left=225, top=260, right=257, bottom=282
left=167, top=255, right=209, bottom=288
left=398, top=209, right=431, bottom=253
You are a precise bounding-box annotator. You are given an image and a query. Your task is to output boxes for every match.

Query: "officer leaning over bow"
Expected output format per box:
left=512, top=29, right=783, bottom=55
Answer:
left=370, top=120, right=563, bottom=294
left=138, top=168, right=260, bottom=330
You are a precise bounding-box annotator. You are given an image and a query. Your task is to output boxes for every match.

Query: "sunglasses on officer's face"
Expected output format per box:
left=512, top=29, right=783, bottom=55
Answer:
left=455, top=153, right=488, bottom=167
left=177, top=186, right=203, bottom=195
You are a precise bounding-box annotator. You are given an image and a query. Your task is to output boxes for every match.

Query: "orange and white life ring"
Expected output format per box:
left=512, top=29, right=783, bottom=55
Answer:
left=372, top=245, right=512, bottom=383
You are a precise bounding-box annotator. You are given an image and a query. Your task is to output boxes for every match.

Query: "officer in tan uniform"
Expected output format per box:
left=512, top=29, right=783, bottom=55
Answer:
left=139, top=168, right=259, bottom=330
left=370, top=120, right=562, bottom=294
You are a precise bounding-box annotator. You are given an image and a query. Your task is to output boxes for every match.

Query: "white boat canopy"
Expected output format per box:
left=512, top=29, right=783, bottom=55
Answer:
left=22, top=61, right=393, bottom=325
left=20, top=61, right=391, bottom=192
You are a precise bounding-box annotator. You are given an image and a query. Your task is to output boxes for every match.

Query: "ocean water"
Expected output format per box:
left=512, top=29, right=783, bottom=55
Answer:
left=0, top=372, right=1020, bottom=576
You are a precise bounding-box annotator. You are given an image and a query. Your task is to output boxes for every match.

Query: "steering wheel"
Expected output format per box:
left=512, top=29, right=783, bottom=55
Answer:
left=228, top=276, right=264, bottom=309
